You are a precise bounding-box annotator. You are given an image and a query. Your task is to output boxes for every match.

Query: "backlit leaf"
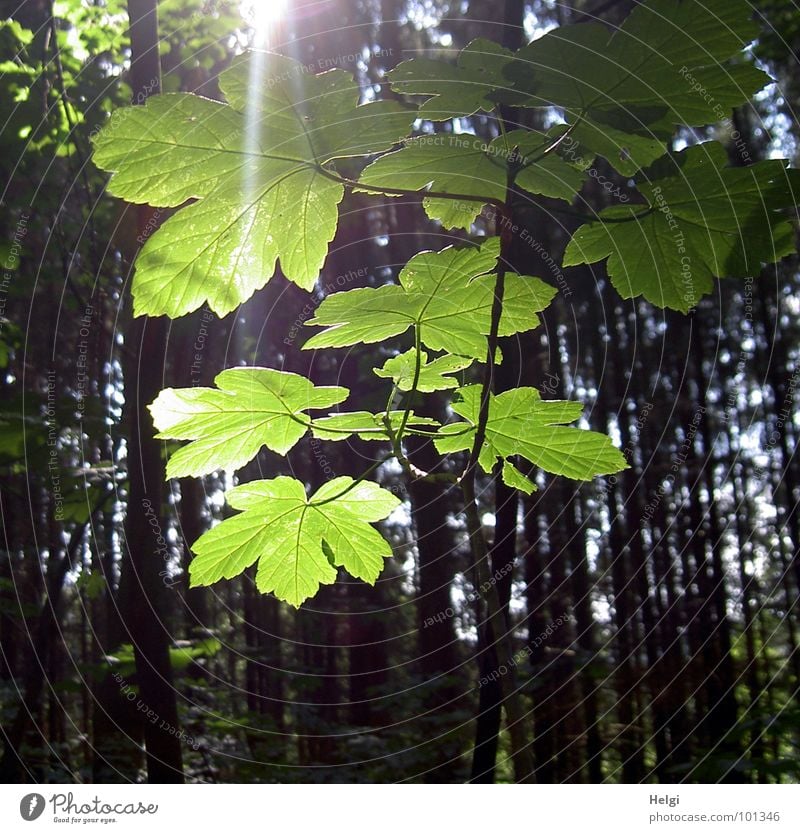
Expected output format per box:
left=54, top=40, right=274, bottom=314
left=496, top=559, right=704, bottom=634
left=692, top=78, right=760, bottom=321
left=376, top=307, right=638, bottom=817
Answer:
left=502, top=460, right=537, bottom=495
left=359, top=134, right=506, bottom=229
left=304, top=238, right=556, bottom=357
left=92, top=51, right=413, bottom=317
left=149, top=367, right=348, bottom=478
left=374, top=349, right=472, bottom=392
left=563, top=143, right=800, bottom=310
left=359, top=130, right=585, bottom=229
left=501, top=0, right=769, bottom=174
left=311, top=410, right=439, bottom=441
left=434, top=385, right=627, bottom=480
left=388, top=38, right=514, bottom=121
left=190, top=476, right=400, bottom=606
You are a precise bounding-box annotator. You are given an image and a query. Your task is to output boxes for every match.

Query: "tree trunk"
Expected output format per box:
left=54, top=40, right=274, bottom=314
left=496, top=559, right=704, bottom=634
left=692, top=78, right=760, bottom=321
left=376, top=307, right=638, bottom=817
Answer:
left=115, top=0, right=184, bottom=783
left=0, top=519, right=90, bottom=780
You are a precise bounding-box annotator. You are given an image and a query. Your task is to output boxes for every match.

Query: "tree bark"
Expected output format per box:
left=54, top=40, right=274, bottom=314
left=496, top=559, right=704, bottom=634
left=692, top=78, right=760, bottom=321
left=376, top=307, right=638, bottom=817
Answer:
left=115, top=0, right=184, bottom=783
left=0, top=518, right=91, bottom=780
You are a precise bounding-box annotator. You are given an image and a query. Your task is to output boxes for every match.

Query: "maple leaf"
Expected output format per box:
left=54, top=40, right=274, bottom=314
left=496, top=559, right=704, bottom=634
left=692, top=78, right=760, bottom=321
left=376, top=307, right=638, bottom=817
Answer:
left=149, top=367, right=348, bottom=477
left=190, top=477, right=400, bottom=607
left=434, top=385, right=627, bottom=481
left=92, top=51, right=413, bottom=317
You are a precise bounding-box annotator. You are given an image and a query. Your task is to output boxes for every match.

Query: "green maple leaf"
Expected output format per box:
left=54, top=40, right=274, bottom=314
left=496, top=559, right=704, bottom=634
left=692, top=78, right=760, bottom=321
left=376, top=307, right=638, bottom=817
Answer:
left=91, top=94, right=245, bottom=207
left=91, top=51, right=413, bottom=317
left=563, top=143, right=800, bottom=311
left=149, top=367, right=348, bottom=478
left=549, top=120, right=666, bottom=179
left=311, top=410, right=439, bottom=441
left=359, top=134, right=506, bottom=229
left=359, top=130, right=584, bottom=229
left=374, top=349, right=472, bottom=392
left=388, top=38, right=514, bottom=121
left=434, top=385, right=627, bottom=481
left=501, top=0, right=769, bottom=174
left=189, top=476, right=400, bottom=606
left=304, top=238, right=556, bottom=357
left=501, top=460, right=537, bottom=495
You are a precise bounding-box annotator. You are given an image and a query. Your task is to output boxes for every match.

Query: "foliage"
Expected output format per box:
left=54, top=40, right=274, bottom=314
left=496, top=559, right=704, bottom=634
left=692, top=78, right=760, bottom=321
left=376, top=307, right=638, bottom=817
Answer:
left=434, top=386, right=624, bottom=486
left=564, top=144, right=800, bottom=310
left=90, top=0, right=799, bottom=607
left=304, top=239, right=555, bottom=356
left=149, top=368, right=349, bottom=478
left=386, top=37, right=514, bottom=121
left=359, top=129, right=584, bottom=228
left=189, top=477, right=400, bottom=606
left=92, top=51, right=413, bottom=316
left=500, top=0, right=768, bottom=173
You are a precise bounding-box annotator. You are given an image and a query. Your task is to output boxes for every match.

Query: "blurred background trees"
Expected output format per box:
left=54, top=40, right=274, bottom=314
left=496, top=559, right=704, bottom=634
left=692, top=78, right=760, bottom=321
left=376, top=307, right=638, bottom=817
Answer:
left=1, top=0, right=799, bottom=783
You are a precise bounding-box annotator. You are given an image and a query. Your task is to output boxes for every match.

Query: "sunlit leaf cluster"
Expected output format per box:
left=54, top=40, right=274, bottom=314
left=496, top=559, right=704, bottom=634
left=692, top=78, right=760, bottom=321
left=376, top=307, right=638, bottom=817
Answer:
left=91, top=0, right=799, bottom=605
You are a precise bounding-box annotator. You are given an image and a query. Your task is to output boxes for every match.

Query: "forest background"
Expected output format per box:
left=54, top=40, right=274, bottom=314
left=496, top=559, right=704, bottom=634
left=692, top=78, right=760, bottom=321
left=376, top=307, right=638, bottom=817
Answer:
left=1, top=0, right=800, bottom=785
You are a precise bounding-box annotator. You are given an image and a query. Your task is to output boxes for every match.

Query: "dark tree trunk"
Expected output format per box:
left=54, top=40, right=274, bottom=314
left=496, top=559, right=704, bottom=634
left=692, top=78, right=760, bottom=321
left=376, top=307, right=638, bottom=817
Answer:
left=0, top=519, right=89, bottom=780
left=469, top=0, right=531, bottom=785
left=407, top=435, right=465, bottom=782
left=115, top=0, right=184, bottom=783
left=569, top=495, right=603, bottom=782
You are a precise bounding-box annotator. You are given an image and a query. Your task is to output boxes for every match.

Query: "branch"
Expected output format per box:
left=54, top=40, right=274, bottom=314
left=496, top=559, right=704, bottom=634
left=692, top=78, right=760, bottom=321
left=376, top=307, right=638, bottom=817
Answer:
left=308, top=454, right=394, bottom=507
left=315, top=163, right=506, bottom=209
left=458, top=159, right=536, bottom=783
left=395, top=327, right=423, bottom=441
left=516, top=110, right=586, bottom=171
